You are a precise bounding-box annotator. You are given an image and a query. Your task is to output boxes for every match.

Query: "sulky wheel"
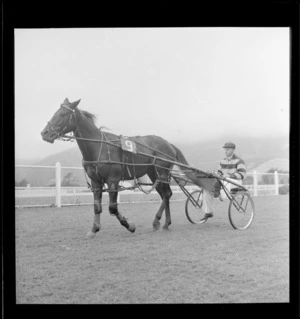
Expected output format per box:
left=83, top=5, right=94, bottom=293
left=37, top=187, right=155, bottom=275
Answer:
left=185, top=189, right=207, bottom=224
left=228, top=191, right=255, bottom=230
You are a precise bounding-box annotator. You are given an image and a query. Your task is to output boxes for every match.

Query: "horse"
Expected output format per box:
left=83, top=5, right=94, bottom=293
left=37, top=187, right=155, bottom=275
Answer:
left=41, top=98, right=191, bottom=238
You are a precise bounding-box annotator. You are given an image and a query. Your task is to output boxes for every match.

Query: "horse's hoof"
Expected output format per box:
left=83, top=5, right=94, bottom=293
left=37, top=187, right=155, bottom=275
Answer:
left=162, top=225, right=170, bottom=231
left=127, top=222, right=136, bottom=233
left=92, top=224, right=100, bottom=233
left=153, top=221, right=161, bottom=231
left=86, top=231, right=96, bottom=239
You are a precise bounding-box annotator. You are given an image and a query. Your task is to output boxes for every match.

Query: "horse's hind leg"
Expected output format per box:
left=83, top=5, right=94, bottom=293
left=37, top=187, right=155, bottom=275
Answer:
left=159, top=183, right=173, bottom=230
left=152, top=195, right=165, bottom=231
left=107, top=180, right=135, bottom=233
left=147, top=172, right=164, bottom=230
left=151, top=181, right=173, bottom=231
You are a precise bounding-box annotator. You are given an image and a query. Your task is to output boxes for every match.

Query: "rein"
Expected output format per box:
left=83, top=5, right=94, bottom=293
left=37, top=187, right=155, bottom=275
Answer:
left=59, top=133, right=243, bottom=185
left=56, top=112, right=248, bottom=193
left=59, top=134, right=191, bottom=171
left=59, top=133, right=175, bottom=193
left=60, top=134, right=176, bottom=161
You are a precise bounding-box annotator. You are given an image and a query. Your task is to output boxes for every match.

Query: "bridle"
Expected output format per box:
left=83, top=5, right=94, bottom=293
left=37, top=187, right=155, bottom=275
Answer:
left=47, top=104, right=79, bottom=140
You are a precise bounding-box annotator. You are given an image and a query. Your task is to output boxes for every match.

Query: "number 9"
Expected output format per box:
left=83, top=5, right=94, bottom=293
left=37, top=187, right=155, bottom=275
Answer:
left=125, top=140, right=134, bottom=152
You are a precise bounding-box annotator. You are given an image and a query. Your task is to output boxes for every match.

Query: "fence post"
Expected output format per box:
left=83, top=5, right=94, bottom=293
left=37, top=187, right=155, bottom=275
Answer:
left=55, top=162, right=61, bottom=207
left=253, top=170, right=258, bottom=197
left=274, top=171, right=279, bottom=195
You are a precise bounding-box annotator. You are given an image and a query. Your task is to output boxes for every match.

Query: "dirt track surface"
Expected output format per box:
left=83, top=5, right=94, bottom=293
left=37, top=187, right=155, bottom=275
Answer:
left=16, top=195, right=289, bottom=304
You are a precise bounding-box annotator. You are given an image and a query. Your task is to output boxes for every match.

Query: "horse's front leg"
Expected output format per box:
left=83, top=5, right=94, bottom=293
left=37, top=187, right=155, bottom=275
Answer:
left=108, top=180, right=135, bottom=233
left=162, top=183, right=173, bottom=230
left=87, top=182, right=103, bottom=239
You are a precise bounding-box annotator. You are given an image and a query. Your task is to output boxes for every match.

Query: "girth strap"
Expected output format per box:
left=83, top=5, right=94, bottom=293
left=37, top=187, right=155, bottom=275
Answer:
left=97, top=130, right=104, bottom=163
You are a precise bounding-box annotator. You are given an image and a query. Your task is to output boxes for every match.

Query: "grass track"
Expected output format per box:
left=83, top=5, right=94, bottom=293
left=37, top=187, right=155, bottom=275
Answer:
left=16, top=195, right=289, bottom=304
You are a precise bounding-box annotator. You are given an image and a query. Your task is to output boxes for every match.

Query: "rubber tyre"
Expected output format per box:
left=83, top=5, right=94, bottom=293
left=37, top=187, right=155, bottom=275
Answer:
left=185, top=189, right=207, bottom=224
left=228, top=191, right=255, bottom=230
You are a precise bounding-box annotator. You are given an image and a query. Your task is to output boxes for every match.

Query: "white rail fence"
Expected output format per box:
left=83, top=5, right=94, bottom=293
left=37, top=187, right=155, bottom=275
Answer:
left=15, top=163, right=289, bottom=208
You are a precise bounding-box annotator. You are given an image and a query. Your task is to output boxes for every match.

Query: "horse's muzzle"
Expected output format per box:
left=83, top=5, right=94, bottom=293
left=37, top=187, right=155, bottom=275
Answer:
left=41, top=129, right=57, bottom=143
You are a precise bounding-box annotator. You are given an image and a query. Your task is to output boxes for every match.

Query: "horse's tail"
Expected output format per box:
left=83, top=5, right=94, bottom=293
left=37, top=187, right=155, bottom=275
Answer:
left=99, top=126, right=110, bottom=131
left=171, top=144, right=201, bottom=185
left=171, top=144, right=190, bottom=166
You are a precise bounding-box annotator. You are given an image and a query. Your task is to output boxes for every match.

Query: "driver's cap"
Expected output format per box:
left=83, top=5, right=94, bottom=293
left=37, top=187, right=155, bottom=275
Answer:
left=223, top=142, right=236, bottom=149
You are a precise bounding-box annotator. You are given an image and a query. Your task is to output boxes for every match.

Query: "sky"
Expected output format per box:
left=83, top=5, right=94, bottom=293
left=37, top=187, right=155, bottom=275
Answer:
left=15, top=27, right=290, bottom=161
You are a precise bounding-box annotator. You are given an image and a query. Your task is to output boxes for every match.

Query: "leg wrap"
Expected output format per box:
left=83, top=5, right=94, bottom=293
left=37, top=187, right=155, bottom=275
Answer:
left=94, top=198, right=102, bottom=214
left=109, top=203, right=118, bottom=215
left=119, top=216, right=129, bottom=228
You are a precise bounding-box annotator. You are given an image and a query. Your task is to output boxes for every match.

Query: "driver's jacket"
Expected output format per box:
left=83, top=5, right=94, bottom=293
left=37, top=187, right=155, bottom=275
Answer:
left=219, top=154, right=246, bottom=180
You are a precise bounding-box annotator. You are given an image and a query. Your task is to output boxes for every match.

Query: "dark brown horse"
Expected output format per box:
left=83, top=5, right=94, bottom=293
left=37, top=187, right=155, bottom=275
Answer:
left=41, top=98, right=190, bottom=238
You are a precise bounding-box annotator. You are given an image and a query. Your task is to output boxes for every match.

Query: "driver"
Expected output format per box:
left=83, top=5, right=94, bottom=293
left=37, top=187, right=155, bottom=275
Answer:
left=201, top=142, right=246, bottom=220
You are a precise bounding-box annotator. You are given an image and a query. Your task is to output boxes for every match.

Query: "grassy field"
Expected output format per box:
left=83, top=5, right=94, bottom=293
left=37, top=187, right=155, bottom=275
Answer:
left=15, top=189, right=197, bottom=206
left=15, top=195, right=289, bottom=304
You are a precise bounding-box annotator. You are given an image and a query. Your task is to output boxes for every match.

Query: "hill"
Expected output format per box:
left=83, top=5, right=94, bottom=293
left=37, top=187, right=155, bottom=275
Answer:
left=15, top=135, right=289, bottom=186
left=15, top=147, right=84, bottom=187
left=175, top=135, right=289, bottom=171
left=253, top=158, right=289, bottom=173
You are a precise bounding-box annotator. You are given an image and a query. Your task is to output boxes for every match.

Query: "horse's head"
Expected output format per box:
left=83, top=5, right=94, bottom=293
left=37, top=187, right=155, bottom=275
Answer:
left=41, top=98, right=81, bottom=143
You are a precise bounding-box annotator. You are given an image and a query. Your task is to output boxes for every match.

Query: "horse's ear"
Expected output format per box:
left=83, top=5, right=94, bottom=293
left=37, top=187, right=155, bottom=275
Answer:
left=70, top=99, right=81, bottom=109
left=62, top=98, right=70, bottom=106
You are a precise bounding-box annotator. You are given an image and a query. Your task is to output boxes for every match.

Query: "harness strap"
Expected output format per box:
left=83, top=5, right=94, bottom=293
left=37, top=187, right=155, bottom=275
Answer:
left=121, top=149, right=125, bottom=181
left=131, top=154, right=137, bottom=181
left=119, top=135, right=132, bottom=179
left=61, top=104, right=76, bottom=113
left=102, top=131, right=112, bottom=162
left=126, top=162, right=132, bottom=177
left=97, top=130, right=104, bottom=163
left=136, top=179, right=160, bottom=194
left=82, top=162, right=92, bottom=189
left=152, top=156, right=160, bottom=181
left=79, top=133, right=174, bottom=194
left=82, top=161, right=102, bottom=192
left=95, top=130, right=106, bottom=177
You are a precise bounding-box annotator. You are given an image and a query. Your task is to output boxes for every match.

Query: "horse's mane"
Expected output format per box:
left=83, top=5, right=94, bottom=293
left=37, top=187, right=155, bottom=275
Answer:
left=78, top=109, right=110, bottom=131
left=79, top=109, right=97, bottom=124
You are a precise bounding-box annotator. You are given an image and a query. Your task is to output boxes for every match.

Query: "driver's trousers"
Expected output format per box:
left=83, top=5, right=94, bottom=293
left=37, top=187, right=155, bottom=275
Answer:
left=202, top=178, right=242, bottom=214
